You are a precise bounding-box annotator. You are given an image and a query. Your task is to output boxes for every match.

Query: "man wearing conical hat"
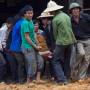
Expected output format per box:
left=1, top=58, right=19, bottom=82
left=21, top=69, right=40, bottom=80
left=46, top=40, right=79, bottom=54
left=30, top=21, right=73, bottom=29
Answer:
left=44, top=0, right=76, bottom=84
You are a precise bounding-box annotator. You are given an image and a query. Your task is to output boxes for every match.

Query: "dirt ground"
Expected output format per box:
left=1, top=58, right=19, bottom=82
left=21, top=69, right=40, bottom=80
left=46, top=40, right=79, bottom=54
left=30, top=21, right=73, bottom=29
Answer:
left=0, top=78, right=90, bottom=90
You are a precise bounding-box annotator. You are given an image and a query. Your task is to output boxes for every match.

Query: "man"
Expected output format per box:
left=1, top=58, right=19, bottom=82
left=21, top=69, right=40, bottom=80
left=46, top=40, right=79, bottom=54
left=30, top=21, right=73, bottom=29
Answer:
left=0, top=17, right=14, bottom=82
left=69, top=3, right=90, bottom=80
left=44, top=0, right=76, bottom=84
left=20, top=5, right=44, bottom=83
left=0, top=17, right=13, bottom=50
left=10, top=13, right=25, bottom=83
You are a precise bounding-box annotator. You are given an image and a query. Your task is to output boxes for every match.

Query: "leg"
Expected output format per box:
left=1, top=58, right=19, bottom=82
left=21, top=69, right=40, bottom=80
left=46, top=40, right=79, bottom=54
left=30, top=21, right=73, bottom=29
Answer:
left=0, top=52, right=6, bottom=81
left=71, top=42, right=85, bottom=80
left=14, top=52, right=25, bottom=83
left=78, top=44, right=90, bottom=79
left=76, top=42, right=85, bottom=63
left=52, top=45, right=67, bottom=83
left=63, top=45, right=72, bottom=79
left=5, top=52, right=18, bottom=82
left=35, top=51, right=44, bottom=81
left=22, top=47, right=37, bottom=82
left=70, top=44, right=78, bottom=80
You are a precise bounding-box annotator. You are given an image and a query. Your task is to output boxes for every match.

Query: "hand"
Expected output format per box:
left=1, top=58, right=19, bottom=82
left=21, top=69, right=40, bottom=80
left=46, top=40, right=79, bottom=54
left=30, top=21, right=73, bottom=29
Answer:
left=35, top=45, right=42, bottom=51
left=0, top=44, right=3, bottom=51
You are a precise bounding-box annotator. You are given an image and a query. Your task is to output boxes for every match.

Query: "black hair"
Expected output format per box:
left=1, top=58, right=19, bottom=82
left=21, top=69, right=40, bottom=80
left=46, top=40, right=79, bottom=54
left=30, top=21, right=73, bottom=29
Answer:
left=33, top=19, right=39, bottom=25
left=6, top=17, right=14, bottom=24
left=20, top=5, right=33, bottom=16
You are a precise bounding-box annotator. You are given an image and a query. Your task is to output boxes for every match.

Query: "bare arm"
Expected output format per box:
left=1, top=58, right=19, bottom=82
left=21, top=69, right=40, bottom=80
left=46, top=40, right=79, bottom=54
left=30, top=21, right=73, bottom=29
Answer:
left=25, top=32, right=37, bottom=50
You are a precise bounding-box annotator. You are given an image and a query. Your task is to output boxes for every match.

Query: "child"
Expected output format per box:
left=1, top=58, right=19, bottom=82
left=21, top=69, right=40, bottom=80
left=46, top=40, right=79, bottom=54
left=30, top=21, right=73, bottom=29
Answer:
left=34, top=20, right=53, bottom=59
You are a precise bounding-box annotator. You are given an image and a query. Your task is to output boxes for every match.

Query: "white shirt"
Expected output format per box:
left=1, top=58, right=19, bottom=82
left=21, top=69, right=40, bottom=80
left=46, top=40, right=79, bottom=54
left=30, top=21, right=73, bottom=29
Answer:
left=0, top=23, right=8, bottom=50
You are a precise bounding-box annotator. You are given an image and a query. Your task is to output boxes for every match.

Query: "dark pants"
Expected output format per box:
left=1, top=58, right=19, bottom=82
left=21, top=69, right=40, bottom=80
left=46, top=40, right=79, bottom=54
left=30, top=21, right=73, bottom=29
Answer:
left=14, top=52, right=26, bottom=82
left=0, top=51, right=6, bottom=80
left=52, top=45, right=72, bottom=82
left=5, top=52, right=18, bottom=81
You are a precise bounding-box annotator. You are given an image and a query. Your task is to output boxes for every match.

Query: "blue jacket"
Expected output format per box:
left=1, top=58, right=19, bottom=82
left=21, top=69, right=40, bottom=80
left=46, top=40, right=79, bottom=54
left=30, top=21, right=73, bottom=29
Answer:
left=10, top=19, right=23, bottom=52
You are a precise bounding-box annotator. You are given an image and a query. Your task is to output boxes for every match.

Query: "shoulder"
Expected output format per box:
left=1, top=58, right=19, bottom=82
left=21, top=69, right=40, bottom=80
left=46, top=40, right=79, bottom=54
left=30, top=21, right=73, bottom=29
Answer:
left=13, top=19, right=22, bottom=27
left=57, top=12, right=69, bottom=17
left=53, top=12, right=70, bottom=24
left=61, top=12, right=70, bottom=20
left=81, top=13, right=90, bottom=20
left=21, top=19, right=29, bottom=25
left=81, top=13, right=90, bottom=17
left=0, top=24, right=8, bottom=31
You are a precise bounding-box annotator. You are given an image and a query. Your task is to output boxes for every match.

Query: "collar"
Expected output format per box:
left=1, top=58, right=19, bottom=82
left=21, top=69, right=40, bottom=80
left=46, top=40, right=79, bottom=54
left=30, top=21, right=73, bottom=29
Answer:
left=54, top=10, right=62, bottom=17
left=24, top=18, right=32, bottom=22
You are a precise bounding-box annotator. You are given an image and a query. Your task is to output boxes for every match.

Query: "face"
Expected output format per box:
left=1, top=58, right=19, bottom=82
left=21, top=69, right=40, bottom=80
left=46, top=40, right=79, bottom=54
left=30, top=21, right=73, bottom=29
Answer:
left=7, top=23, right=13, bottom=31
left=41, top=18, right=48, bottom=25
left=34, top=23, right=39, bottom=32
left=50, top=11, right=55, bottom=15
left=71, top=8, right=80, bottom=17
left=7, top=23, right=12, bottom=28
left=24, top=10, right=34, bottom=20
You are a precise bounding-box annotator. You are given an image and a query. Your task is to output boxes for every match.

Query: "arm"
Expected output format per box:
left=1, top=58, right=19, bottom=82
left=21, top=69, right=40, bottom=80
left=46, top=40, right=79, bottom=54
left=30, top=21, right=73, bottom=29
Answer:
left=21, top=21, right=41, bottom=51
left=52, top=20, right=58, bottom=41
left=25, top=32, right=37, bottom=50
left=1, top=25, right=8, bottom=49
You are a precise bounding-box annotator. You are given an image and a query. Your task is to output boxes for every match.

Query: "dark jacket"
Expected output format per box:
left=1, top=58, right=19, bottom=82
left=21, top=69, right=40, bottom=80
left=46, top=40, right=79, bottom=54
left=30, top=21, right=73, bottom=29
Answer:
left=40, top=23, right=55, bottom=51
left=71, top=13, right=90, bottom=40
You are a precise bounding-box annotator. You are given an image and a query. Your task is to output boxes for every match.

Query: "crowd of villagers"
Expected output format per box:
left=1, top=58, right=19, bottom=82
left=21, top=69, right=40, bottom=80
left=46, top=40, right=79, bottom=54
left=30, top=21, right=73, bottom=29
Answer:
left=0, top=0, right=90, bottom=85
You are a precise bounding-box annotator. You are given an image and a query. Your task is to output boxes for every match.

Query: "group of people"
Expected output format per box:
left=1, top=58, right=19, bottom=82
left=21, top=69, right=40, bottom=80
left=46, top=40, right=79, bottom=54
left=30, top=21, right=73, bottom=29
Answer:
left=0, top=0, right=90, bottom=85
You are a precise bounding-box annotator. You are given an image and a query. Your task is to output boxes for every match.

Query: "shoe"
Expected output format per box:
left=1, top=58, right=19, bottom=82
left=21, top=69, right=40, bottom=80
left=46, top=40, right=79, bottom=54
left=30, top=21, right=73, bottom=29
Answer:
left=57, top=81, right=69, bottom=85
left=63, top=81, right=68, bottom=85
